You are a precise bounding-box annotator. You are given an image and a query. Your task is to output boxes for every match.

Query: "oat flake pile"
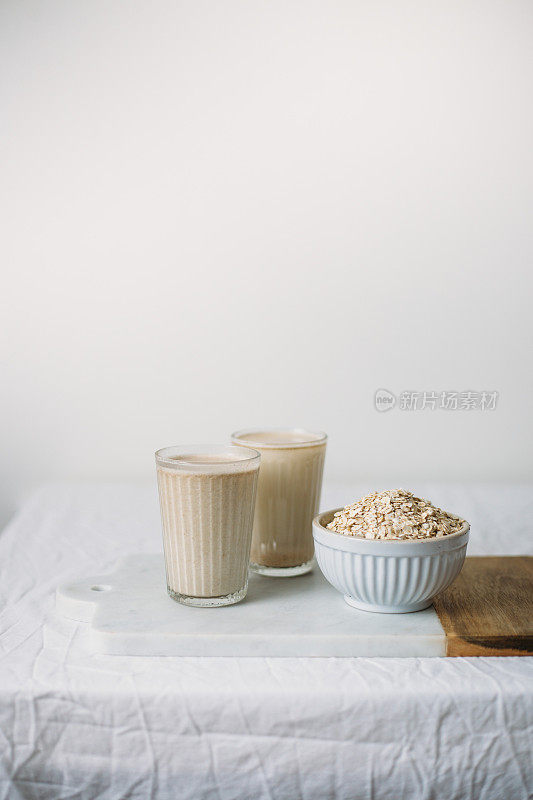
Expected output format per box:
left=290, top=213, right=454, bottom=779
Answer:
left=327, top=489, right=466, bottom=540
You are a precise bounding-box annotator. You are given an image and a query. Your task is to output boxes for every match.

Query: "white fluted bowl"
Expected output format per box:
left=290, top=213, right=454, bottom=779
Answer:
left=313, top=509, right=469, bottom=613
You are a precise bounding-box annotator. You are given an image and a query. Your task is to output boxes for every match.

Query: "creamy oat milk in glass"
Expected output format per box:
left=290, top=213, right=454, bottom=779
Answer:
left=155, top=445, right=260, bottom=606
left=231, top=429, right=327, bottom=576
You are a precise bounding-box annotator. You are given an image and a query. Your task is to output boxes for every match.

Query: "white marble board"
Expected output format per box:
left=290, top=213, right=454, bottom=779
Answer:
left=56, top=554, right=447, bottom=657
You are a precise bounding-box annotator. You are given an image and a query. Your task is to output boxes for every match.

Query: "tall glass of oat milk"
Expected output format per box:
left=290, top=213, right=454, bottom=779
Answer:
left=231, top=429, right=327, bottom=576
left=156, top=444, right=260, bottom=606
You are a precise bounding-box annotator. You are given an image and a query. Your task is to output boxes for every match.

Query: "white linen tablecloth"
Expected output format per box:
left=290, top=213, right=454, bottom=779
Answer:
left=0, top=482, right=532, bottom=800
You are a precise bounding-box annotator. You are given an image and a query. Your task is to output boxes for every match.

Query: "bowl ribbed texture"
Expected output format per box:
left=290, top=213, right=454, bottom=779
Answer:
left=313, top=509, right=469, bottom=612
left=314, top=543, right=467, bottom=611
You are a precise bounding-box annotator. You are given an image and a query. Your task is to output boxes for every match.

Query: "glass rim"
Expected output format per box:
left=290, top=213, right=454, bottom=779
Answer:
left=155, top=443, right=261, bottom=470
left=231, top=428, right=327, bottom=450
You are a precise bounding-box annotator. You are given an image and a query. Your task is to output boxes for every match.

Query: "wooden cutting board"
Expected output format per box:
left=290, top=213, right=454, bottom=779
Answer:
left=56, top=554, right=532, bottom=658
left=433, top=556, right=533, bottom=656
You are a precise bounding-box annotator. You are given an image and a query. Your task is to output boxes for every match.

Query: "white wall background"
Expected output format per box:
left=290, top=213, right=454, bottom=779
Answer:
left=1, top=0, right=532, bottom=526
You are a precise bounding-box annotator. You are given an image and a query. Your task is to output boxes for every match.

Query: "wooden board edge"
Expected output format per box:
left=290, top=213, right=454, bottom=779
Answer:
left=445, top=635, right=533, bottom=657
left=434, top=556, right=533, bottom=657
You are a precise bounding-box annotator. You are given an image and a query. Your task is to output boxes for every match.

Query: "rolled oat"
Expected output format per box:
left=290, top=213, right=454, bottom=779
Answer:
left=326, top=489, right=466, bottom=540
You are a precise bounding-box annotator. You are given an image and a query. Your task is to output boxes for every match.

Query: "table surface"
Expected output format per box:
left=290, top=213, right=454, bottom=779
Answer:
left=1, top=482, right=532, bottom=800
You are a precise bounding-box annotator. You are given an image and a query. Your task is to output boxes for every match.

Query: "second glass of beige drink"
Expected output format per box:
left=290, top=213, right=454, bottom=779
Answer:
left=156, top=445, right=260, bottom=606
left=231, top=429, right=327, bottom=576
